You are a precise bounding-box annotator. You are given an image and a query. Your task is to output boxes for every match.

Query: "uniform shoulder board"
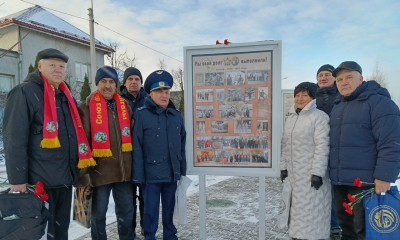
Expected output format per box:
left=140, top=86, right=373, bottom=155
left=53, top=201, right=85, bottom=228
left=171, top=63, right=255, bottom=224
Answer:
left=137, top=106, right=147, bottom=111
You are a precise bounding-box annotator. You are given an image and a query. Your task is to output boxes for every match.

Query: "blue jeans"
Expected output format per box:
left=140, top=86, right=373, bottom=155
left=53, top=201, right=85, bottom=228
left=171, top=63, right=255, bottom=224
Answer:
left=91, top=181, right=135, bottom=240
left=143, top=182, right=178, bottom=240
left=331, top=184, right=341, bottom=230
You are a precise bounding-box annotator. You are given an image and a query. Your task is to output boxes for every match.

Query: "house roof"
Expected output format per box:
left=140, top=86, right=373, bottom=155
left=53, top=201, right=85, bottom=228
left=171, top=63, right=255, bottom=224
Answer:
left=0, top=5, right=113, bottom=53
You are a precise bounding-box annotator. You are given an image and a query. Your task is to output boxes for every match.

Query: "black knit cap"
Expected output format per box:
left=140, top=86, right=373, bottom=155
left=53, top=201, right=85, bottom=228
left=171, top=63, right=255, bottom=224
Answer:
left=294, top=82, right=318, bottom=99
left=37, top=48, right=69, bottom=63
left=123, top=67, right=143, bottom=84
left=332, top=61, right=362, bottom=77
left=316, top=64, right=335, bottom=76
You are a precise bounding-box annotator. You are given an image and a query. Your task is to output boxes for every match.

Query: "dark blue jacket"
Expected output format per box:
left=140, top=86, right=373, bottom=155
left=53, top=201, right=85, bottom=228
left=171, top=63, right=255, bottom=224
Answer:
left=132, top=96, right=186, bottom=183
left=316, top=82, right=340, bottom=115
left=119, top=85, right=146, bottom=117
left=329, top=81, right=400, bottom=185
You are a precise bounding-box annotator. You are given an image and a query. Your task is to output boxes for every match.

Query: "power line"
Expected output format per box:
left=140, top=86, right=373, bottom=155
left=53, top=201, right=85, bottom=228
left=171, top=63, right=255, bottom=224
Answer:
left=19, top=0, right=183, bottom=63
left=95, top=23, right=183, bottom=63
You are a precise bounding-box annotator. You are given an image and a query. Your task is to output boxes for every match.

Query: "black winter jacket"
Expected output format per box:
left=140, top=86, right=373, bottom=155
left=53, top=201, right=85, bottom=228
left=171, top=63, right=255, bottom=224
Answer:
left=3, top=69, right=79, bottom=188
left=315, top=82, right=340, bottom=115
left=119, top=85, right=146, bottom=116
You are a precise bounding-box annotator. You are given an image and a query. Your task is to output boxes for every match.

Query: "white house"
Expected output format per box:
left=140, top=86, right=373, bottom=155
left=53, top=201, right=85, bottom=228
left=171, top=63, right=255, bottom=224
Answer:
left=0, top=5, right=113, bottom=98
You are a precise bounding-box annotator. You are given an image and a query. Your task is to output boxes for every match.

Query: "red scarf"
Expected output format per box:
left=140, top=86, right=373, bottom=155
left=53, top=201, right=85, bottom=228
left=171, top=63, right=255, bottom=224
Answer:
left=89, top=91, right=132, bottom=157
left=41, top=74, right=96, bottom=169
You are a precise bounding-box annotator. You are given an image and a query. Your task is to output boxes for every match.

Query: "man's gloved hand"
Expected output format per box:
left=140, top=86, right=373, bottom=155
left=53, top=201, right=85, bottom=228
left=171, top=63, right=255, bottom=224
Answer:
left=311, top=175, right=323, bottom=190
left=280, top=170, right=288, bottom=183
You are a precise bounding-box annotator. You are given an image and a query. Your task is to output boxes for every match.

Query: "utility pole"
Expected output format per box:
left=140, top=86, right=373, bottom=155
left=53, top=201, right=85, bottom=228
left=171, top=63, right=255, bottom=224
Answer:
left=88, top=6, right=96, bottom=90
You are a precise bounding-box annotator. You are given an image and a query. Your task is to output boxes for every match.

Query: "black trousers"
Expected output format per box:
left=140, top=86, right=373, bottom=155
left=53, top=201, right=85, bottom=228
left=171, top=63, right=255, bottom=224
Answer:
left=333, top=185, right=371, bottom=240
left=44, top=187, right=72, bottom=240
left=133, top=184, right=144, bottom=229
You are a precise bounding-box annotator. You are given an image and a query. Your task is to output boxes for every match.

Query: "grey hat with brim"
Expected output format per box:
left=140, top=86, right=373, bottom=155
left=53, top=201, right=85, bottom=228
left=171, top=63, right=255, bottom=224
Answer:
left=37, top=48, right=69, bottom=63
left=332, top=61, right=362, bottom=77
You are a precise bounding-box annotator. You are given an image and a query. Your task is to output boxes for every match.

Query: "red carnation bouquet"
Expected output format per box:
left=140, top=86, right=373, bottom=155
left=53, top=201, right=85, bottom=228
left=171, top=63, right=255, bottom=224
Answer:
left=343, top=177, right=400, bottom=215
left=27, top=181, right=49, bottom=202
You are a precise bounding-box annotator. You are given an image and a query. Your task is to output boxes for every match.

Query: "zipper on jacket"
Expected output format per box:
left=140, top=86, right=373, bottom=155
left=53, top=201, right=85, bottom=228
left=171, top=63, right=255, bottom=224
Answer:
left=337, top=101, right=348, bottom=184
left=289, top=114, right=299, bottom=181
left=110, top=106, right=126, bottom=181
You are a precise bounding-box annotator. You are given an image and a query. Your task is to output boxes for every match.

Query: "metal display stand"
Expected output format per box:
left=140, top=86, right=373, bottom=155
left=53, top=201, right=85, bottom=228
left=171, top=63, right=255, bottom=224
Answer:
left=184, top=41, right=282, bottom=239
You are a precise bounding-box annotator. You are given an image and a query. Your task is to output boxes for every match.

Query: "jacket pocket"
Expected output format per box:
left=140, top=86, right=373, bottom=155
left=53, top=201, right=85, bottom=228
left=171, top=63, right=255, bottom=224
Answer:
left=30, top=124, right=43, bottom=135
left=146, top=156, right=165, bottom=164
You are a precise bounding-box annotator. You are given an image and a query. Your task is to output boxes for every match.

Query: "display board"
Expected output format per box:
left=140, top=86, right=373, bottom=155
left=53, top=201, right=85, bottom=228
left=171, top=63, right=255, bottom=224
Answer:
left=184, top=41, right=282, bottom=176
left=281, top=89, right=294, bottom=128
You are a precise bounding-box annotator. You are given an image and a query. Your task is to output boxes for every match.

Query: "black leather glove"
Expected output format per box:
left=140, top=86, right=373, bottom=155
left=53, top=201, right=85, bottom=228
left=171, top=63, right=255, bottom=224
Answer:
left=311, top=175, right=323, bottom=190
left=280, top=170, right=288, bottom=183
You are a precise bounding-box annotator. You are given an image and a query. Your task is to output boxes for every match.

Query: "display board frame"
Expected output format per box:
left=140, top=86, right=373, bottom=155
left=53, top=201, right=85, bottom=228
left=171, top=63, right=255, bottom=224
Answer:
left=184, top=41, right=282, bottom=177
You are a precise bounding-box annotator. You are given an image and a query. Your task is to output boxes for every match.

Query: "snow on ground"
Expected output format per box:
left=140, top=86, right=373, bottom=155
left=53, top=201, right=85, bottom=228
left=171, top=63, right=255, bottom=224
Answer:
left=0, top=141, right=4, bottom=165
left=68, top=175, right=232, bottom=239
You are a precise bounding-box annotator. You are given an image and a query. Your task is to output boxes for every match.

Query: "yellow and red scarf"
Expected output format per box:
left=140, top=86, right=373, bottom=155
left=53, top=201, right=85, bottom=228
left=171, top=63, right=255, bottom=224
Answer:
left=41, top=74, right=96, bottom=169
left=89, top=91, right=132, bottom=157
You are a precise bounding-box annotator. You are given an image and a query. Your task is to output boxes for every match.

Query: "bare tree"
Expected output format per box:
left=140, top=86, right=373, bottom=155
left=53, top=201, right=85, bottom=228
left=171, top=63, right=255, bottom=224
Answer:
left=157, top=58, right=166, bottom=70
left=64, top=67, right=83, bottom=102
left=104, top=39, right=138, bottom=82
left=122, top=53, right=138, bottom=69
left=171, top=67, right=184, bottom=116
left=366, top=59, right=387, bottom=88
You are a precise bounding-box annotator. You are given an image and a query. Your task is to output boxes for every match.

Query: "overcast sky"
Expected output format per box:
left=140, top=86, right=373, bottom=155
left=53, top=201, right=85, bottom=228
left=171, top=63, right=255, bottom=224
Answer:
left=1, top=0, right=399, bottom=105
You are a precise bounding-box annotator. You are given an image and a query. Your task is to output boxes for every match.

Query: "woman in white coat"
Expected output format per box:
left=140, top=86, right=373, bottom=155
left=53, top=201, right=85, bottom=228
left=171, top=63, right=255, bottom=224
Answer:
left=280, top=82, right=331, bottom=240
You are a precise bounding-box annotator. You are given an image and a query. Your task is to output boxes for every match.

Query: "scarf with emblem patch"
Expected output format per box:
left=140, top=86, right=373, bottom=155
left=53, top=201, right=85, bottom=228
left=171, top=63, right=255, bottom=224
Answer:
left=89, top=91, right=132, bottom=157
left=41, top=73, right=96, bottom=168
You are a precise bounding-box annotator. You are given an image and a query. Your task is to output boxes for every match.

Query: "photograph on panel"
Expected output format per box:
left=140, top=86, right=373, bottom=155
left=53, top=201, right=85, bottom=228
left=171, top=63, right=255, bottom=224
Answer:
left=258, top=87, right=268, bottom=100
left=245, top=87, right=255, bottom=101
left=251, top=150, right=269, bottom=163
left=205, top=72, right=224, bottom=86
left=240, top=104, right=253, bottom=118
left=196, top=136, right=213, bottom=149
left=234, top=151, right=252, bottom=162
left=258, top=103, right=268, bottom=117
left=258, top=136, right=268, bottom=149
left=234, top=120, right=251, bottom=134
left=195, top=89, right=214, bottom=102
left=241, top=136, right=263, bottom=149
left=248, top=70, right=268, bottom=84
left=215, top=150, right=234, bottom=163
left=211, top=120, right=228, bottom=133
left=227, top=88, right=244, bottom=101
left=215, top=89, right=225, bottom=102
left=195, top=150, right=215, bottom=163
left=196, top=121, right=206, bottom=134
left=226, top=71, right=245, bottom=85
left=219, top=104, right=237, bottom=119
left=210, top=136, right=223, bottom=149
left=196, top=105, right=214, bottom=118
left=222, top=136, right=240, bottom=149
left=257, top=120, right=269, bottom=132
left=194, top=73, right=204, bottom=86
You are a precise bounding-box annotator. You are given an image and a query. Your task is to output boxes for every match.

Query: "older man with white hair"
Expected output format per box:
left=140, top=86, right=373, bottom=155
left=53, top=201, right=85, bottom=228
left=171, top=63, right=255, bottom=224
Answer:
left=329, top=61, right=400, bottom=239
left=4, top=48, right=94, bottom=239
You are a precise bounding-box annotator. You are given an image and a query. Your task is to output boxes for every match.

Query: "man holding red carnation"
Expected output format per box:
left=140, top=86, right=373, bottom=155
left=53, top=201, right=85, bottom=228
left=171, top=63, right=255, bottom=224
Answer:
left=329, top=61, right=400, bottom=239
